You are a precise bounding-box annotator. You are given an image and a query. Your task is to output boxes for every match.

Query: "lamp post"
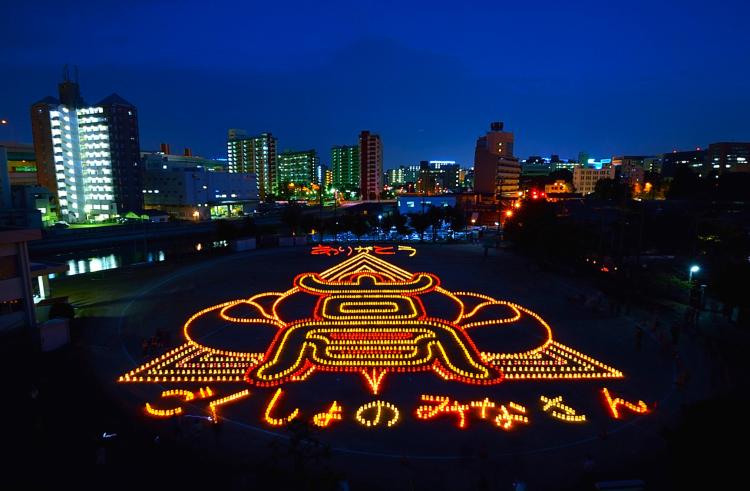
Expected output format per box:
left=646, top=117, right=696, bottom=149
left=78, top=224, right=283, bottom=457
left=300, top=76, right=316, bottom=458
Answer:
left=688, top=264, right=700, bottom=284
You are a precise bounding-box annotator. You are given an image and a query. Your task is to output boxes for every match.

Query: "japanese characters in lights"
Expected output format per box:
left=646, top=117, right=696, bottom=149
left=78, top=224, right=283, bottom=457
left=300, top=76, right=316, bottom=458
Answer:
left=540, top=395, right=586, bottom=423
left=123, top=250, right=649, bottom=434
left=494, top=402, right=529, bottom=430
left=209, top=389, right=250, bottom=422
left=144, top=387, right=214, bottom=417
left=264, top=388, right=300, bottom=426
left=355, top=400, right=400, bottom=428
left=313, top=401, right=343, bottom=427
left=602, top=388, right=649, bottom=419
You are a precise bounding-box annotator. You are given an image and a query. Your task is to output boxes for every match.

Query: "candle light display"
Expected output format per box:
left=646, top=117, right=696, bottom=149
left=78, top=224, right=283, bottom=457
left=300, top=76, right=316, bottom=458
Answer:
left=121, top=251, right=625, bottom=408
left=540, top=395, right=586, bottom=423
left=602, top=388, right=649, bottom=419
left=355, top=400, right=400, bottom=428
left=312, top=401, right=343, bottom=427
left=209, top=389, right=250, bottom=422
left=264, top=388, right=300, bottom=426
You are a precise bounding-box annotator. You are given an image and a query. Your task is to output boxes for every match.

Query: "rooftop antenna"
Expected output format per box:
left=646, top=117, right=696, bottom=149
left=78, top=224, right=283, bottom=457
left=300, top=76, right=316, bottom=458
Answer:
left=62, top=64, right=70, bottom=82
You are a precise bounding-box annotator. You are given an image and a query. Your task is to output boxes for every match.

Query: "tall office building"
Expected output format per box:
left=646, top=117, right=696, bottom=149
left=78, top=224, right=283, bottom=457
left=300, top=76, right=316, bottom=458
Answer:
left=473, top=122, right=520, bottom=200
left=359, top=130, right=383, bottom=200
left=278, top=149, right=318, bottom=188
left=227, top=130, right=277, bottom=200
left=331, top=145, right=359, bottom=193
left=30, top=72, right=141, bottom=222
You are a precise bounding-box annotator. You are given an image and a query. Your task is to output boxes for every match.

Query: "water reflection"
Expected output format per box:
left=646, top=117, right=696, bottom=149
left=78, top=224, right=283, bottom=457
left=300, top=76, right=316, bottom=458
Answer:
left=46, top=239, right=229, bottom=278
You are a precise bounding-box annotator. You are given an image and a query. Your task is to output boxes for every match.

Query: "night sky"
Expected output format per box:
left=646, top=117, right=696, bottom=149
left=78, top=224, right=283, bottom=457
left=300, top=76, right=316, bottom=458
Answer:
left=1, top=0, right=748, bottom=167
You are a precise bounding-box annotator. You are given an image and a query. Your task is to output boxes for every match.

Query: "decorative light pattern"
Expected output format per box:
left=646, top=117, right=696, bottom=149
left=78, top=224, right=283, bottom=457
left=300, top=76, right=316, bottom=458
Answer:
left=355, top=401, right=400, bottom=427
left=119, top=252, right=624, bottom=393
left=602, top=388, right=649, bottom=419
left=312, top=401, right=343, bottom=427
left=540, top=395, right=586, bottom=423
left=494, top=402, right=529, bottom=430
left=470, top=398, right=496, bottom=419
left=209, top=389, right=250, bottom=422
left=144, top=387, right=214, bottom=417
left=264, top=388, right=300, bottom=426
left=362, top=368, right=388, bottom=395
left=247, top=268, right=503, bottom=388
left=311, top=245, right=417, bottom=257
left=415, top=395, right=470, bottom=428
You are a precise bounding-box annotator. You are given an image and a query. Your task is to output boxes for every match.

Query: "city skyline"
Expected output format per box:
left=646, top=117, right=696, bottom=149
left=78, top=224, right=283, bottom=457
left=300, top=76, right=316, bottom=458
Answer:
left=2, top=0, right=749, bottom=168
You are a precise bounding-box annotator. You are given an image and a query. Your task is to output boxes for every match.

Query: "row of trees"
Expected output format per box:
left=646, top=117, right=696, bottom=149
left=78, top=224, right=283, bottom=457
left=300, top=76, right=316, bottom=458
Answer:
left=285, top=204, right=468, bottom=241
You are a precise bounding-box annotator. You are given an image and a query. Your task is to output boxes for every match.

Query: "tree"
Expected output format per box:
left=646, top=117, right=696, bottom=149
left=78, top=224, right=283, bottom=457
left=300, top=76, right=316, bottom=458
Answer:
left=426, top=206, right=444, bottom=241
left=444, top=206, right=466, bottom=233
left=592, top=178, right=631, bottom=203
left=342, top=213, right=370, bottom=239
left=281, top=203, right=303, bottom=235
left=408, top=213, right=430, bottom=241
left=666, top=166, right=701, bottom=200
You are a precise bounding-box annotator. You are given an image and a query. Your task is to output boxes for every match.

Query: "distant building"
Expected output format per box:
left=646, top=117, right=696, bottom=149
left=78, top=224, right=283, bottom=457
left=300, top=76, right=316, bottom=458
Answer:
left=331, top=145, right=359, bottom=194
left=386, top=166, right=407, bottom=186
left=473, top=122, right=521, bottom=200
left=142, top=149, right=227, bottom=172
left=521, top=163, right=553, bottom=177
left=616, top=160, right=645, bottom=187
left=397, top=194, right=456, bottom=215
left=1, top=142, right=37, bottom=186
left=324, top=168, right=333, bottom=188
left=278, top=149, right=317, bottom=189
left=359, top=131, right=383, bottom=200
left=553, top=161, right=579, bottom=172
left=707, top=142, right=750, bottom=174
left=430, top=160, right=461, bottom=192
left=314, top=163, right=328, bottom=186
left=643, top=156, right=662, bottom=173
left=227, top=129, right=277, bottom=200
left=661, top=149, right=706, bottom=177
left=572, top=165, right=616, bottom=195
left=545, top=180, right=572, bottom=194
left=612, top=155, right=648, bottom=168
left=143, top=165, right=258, bottom=220
left=30, top=72, right=142, bottom=221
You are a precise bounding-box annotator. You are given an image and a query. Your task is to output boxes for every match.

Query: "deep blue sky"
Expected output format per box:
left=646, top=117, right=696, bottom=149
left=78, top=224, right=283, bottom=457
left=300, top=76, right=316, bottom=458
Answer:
left=1, top=0, right=748, bottom=168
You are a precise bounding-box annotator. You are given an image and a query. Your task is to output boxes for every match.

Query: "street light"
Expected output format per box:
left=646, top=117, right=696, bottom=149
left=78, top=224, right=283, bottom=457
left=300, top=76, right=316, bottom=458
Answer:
left=689, top=264, right=700, bottom=283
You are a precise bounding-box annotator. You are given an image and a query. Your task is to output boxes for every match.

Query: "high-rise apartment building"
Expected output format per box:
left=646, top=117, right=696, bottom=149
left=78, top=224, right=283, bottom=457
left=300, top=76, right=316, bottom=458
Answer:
left=473, top=122, right=520, bottom=200
left=30, top=73, right=141, bottom=222
left=99, top=95, right=142, bottom=214
left=331, top=145, right=359, bottom=193
left=227, top=130, right=277, bottom=200
left=278, top=149, right=318, bottom=188
left=359, top=131, right=383, bottom=200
